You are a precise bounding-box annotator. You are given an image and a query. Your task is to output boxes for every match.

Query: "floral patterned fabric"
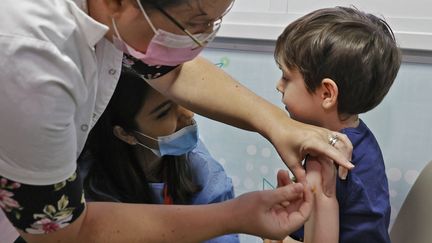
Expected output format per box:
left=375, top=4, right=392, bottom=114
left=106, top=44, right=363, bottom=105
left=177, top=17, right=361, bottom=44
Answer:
left=122, top=54, right=179, bottom=80
left=0, top=171, right=85, bottom=234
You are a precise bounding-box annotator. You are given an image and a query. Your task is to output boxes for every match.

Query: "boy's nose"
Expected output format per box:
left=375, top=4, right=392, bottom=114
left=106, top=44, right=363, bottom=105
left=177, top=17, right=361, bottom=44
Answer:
left=276, top=81, right=284, bottom=94
left=176, top=106, right=195, bottom=129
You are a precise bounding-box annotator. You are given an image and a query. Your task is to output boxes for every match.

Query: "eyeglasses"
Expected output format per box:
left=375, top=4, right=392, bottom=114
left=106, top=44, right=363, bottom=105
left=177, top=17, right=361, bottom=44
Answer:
left=150, top=0, right=235, bottom=47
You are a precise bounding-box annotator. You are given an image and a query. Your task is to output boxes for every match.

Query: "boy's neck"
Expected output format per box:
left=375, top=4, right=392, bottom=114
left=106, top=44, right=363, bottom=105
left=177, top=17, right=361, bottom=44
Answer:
left=322, top=114, right=360, bottom=131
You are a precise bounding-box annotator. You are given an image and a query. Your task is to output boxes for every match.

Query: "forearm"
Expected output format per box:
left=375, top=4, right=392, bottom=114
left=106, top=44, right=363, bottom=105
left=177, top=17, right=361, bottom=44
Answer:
left=83, top=202, right=236, bottom=242
left=304, top=191, right=339, bottom=243
left=306, top=197, right=339, bottom=243
left=23, top=201, right=235, bottom=243
left=147, top=56, right=296, bottom=135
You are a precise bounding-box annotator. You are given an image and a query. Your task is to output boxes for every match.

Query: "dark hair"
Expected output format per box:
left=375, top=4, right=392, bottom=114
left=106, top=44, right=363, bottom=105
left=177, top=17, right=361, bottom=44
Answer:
left=84, top=67, right=200, bottom=204
left=275, top=6, right=401, bottom=115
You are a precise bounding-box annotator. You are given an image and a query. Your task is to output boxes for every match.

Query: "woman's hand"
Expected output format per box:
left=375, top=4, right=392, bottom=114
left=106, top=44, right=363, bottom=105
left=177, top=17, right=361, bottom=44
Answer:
left=231, top=183, right=313, bottom=240
left=274, top=156, right=339, bottom=243
left=268, top=118, right=353, bottom=190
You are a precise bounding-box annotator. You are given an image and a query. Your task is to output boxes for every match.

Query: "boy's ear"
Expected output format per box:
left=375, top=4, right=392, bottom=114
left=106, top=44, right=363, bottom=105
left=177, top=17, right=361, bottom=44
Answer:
left=113, top=125, right=138, bottom=145
left=319, top=78, right=338, bottom=110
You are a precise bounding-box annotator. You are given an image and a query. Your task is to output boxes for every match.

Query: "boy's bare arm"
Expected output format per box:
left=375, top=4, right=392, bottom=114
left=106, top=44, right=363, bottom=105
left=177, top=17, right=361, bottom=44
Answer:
left=304, top=158, right=339, bottom=243
left=268, top=158, right=339, bottom=243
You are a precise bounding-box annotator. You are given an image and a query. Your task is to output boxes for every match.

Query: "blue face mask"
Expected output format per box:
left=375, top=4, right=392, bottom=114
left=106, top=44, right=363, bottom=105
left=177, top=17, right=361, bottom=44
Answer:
left=134, top=121, right=199, bottom=157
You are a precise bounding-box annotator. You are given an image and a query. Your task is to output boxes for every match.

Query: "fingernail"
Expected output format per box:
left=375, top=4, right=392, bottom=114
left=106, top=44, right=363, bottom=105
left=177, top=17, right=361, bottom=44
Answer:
left=342, top=171, right=347, bottom=180
left=339, top=167, right=348, bottom=180
left=341, top=173, right=347, bottom=180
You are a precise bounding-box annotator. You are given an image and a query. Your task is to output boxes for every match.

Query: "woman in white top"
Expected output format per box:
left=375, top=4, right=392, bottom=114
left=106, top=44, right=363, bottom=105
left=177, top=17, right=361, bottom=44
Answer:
left=0, top=0, right=353, bottom=242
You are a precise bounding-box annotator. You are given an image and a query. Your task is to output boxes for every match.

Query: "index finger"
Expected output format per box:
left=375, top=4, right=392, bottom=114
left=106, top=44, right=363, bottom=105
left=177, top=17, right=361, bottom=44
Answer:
left=277, top=170, right=292, bottom=187
left=289, top=163, right=306, bottom=186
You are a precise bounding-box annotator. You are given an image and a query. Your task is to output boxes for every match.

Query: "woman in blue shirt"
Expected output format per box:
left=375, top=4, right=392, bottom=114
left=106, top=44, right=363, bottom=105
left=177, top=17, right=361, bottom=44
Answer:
left=79, top=66, right=238, bottom=242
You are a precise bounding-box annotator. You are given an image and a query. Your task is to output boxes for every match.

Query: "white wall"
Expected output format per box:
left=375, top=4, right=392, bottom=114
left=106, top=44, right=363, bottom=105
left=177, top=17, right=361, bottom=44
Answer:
left=219, top=0, right=432, bottom=50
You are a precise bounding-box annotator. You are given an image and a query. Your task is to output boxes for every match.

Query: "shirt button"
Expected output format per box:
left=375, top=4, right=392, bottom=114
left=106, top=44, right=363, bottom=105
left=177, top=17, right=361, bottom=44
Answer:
left=81, top=124, right=89, bottom=132
left=108, top=68, right=117, bottom=75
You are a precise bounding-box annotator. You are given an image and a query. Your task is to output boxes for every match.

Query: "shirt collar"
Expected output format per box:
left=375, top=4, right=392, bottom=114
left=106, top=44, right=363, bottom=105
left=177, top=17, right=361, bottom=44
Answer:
left=68, top=0, right=109, bottom=48
left=71, top=0, right=88, bottom=13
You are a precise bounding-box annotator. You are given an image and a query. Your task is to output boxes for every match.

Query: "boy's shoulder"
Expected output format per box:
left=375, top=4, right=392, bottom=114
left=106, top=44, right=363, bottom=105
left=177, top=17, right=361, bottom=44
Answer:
left=340, top=119, right=378, bottom=148
left=340, top=119, right=384, bottom=168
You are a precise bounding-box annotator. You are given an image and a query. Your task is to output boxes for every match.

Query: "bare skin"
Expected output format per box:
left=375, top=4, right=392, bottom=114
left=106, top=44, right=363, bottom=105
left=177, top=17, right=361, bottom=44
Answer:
left=21, top=183, right=313, bottom=243
left=264, top=157, right=339, bottom=243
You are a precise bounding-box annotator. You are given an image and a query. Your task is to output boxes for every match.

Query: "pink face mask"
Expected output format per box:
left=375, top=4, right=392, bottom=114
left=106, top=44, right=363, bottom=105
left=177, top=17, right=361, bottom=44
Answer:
left=111, top=0, right=219, bottom=67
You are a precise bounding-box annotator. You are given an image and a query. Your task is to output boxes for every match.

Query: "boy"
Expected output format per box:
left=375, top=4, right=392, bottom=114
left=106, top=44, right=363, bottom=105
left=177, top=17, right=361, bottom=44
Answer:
left=274, top=6, right=401, bottom=243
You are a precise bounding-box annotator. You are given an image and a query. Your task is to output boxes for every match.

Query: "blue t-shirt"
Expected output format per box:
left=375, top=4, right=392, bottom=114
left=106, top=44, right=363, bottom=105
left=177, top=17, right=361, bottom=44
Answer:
left=291, top=119, right=391, bottom=243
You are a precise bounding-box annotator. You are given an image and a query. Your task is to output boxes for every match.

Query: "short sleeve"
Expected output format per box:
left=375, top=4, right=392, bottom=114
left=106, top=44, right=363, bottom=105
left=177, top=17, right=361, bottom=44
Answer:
left=0, top=169, right=85, bottom=234
left=0, top=35, right=86, bottom=185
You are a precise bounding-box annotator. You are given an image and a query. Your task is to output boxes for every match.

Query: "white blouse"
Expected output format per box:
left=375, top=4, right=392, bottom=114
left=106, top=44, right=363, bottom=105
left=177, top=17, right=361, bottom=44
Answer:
left=0, top=0, right=123, bottom=185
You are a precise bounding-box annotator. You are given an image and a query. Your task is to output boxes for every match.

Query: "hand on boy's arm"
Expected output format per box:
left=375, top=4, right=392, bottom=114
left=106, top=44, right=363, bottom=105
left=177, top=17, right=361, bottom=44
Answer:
left=262, top=171, right=309, bottom=243
left=266, top=117, right=353, bottom=187
left=236, top=182, right=313, bottom=240
left=271, top=157, right=339, bottom=243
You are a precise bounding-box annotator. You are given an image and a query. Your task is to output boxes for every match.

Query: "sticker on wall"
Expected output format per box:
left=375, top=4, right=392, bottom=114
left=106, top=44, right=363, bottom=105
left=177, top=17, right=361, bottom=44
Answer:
left=214, top=57, right=230, bottom=68
left=262, top=178, right=275, bottom=190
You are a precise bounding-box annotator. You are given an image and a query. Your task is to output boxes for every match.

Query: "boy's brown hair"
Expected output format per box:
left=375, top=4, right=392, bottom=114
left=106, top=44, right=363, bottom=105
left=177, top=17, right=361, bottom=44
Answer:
left=275, top=7, right=401, bottom=115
